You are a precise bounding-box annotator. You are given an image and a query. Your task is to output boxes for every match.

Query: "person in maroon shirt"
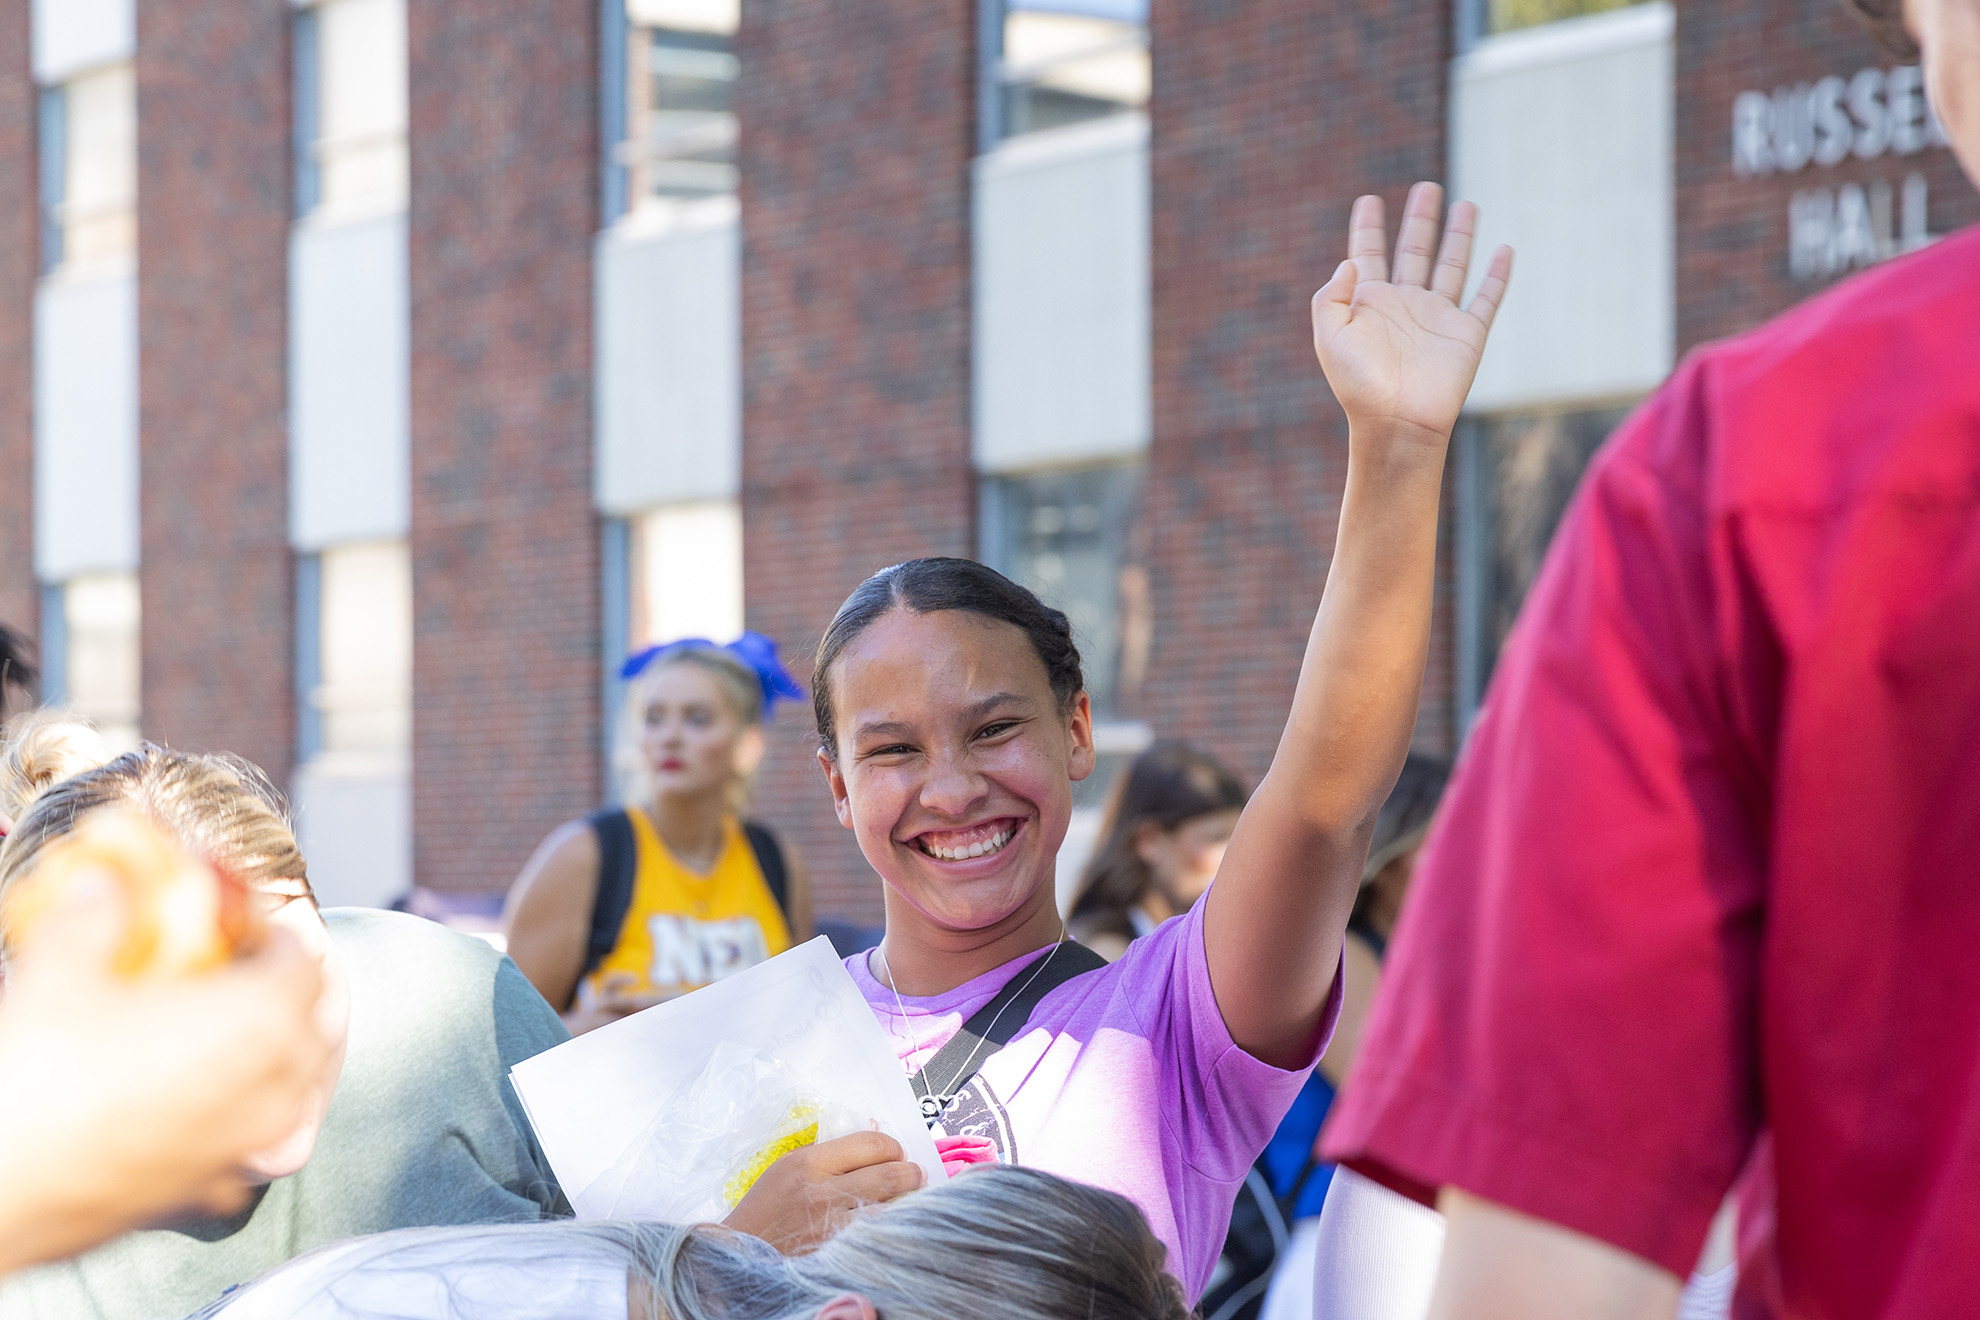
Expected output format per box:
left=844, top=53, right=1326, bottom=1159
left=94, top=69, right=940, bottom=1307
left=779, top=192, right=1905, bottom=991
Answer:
left=1321, top=2, right=1980, bottom=1317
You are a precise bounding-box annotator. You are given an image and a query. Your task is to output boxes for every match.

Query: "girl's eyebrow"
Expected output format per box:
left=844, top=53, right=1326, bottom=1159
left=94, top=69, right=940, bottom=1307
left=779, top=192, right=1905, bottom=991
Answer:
left=962, top=692, right=1035, bottom=721
left=853, top=692, right=1036, bottom=743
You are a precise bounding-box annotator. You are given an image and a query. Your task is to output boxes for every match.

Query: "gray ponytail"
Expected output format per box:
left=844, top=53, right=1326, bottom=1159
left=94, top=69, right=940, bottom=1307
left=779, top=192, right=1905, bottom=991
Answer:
left=208, top=1167, right=1189, bottom=1320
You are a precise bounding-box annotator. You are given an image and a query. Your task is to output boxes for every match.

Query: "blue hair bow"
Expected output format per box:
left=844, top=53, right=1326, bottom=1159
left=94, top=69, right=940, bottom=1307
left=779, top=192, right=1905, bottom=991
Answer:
left=619, top=630, right=806, bottom=719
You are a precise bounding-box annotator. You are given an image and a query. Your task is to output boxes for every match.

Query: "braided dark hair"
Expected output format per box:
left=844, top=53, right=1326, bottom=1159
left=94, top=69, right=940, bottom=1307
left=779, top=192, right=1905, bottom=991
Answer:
left=812, top=558, right=1085, bottom=760
left=1842, top=0, right=1918, bottom=56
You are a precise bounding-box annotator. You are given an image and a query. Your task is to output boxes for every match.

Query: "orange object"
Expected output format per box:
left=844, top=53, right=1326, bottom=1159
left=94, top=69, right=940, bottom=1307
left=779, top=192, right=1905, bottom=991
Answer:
left=2, top=809, right=259, bottom=976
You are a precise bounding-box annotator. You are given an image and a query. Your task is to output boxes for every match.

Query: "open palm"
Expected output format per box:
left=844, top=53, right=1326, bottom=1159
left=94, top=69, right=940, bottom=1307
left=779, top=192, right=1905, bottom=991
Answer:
left=1312, top=183, right=1513, bottom=447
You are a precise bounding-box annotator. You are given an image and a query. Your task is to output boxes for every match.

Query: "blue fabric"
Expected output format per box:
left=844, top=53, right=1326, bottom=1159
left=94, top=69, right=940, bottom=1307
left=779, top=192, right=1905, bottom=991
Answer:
left=1260, top=1069, right=1337, bottom=1220
left=620, top=631, right=806, bottom=719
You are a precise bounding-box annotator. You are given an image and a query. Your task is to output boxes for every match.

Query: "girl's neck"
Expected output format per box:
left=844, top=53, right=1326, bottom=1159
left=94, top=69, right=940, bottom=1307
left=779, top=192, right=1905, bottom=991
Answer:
left=643, top=789, right=730, bottom=876
left=874, top=883, right=1065, bottom=997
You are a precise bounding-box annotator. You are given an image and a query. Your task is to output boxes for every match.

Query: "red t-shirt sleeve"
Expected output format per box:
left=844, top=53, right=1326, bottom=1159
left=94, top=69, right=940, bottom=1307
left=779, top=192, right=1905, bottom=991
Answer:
left=1321, top=360, right=1772, bottom=1277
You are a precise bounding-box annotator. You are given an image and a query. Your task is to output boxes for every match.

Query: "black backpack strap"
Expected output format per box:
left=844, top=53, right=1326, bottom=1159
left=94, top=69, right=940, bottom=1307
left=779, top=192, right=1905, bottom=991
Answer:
left=741, top=820, right=790, bottom=920
left=907, top=940, right=1107, bottom=1126
left=579, top=807, right=639, bottom=1000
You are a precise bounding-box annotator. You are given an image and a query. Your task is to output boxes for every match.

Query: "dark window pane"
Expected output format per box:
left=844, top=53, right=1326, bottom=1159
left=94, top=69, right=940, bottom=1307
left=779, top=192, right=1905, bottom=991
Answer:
left=1466, top=405, right=1633, bottom=701
left=984, top=462, right=1147, bottom=724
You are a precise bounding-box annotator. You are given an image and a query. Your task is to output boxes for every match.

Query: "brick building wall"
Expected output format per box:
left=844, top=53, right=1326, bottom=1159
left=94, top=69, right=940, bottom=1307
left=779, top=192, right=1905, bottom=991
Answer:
left=0, top=13, right=34, bottom=660
left=1146, top=0, right=1457, bottom=786
left=407, top=0, right=600, bottom=893
left=738, top=0, right=980, bottom=921
left=136, top=0, right=294, bottom=776
left=1675, top=0, right=1979, bottom=351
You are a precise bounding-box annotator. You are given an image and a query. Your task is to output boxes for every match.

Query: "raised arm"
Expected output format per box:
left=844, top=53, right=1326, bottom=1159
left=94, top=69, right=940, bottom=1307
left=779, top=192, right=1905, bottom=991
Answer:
left=1203, top=182, right=1511, bottom=1067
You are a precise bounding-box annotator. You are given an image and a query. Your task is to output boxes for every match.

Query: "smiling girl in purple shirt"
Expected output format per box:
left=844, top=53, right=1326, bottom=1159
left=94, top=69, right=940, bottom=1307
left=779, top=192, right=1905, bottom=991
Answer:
left=799, top=185, right=1511, bottom=1303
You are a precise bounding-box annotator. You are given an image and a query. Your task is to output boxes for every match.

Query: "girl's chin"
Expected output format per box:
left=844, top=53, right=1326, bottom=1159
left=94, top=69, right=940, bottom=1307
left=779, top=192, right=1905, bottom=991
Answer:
left=887, top=862, right=1054, bottom=933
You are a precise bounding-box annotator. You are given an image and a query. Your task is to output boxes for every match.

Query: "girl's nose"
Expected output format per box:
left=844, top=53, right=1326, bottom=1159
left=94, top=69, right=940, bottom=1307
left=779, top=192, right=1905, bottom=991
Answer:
left=919, top=757, right=989, bottom=816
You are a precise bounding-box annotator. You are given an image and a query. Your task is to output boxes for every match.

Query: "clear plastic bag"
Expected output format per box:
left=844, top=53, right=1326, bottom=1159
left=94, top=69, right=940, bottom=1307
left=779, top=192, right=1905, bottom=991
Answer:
left=600, top=1042, right=860, bottom=1223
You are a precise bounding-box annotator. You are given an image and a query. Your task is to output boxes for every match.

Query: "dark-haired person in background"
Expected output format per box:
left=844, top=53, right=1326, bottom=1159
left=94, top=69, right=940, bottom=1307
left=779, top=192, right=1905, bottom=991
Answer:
left=1321, top=2, right=1980, bottom=1316
left=1068, top=742, right=1250, bottom=962
left=789, top=188, right=1511, bottom=1304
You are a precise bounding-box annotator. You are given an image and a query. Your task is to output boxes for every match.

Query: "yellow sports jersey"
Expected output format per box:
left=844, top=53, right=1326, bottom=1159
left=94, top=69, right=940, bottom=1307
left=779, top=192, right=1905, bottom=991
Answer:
left=583, top=809, right=793, bottom=1002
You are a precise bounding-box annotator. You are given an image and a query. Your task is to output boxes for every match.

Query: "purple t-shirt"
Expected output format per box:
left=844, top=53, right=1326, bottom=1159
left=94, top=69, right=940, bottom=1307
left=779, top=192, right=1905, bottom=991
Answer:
left=849, top=895, right=1340, bottom=1302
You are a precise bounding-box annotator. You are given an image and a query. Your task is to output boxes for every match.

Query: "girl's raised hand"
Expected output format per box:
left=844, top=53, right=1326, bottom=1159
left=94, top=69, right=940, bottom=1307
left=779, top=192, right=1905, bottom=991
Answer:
left=1311, top=182, right=1512, bottom=448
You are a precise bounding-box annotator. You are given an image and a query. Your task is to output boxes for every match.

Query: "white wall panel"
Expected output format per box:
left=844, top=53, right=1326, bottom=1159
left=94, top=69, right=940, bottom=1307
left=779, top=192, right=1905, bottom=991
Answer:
left=974, top=114, right=1150, bottom=472
left=34, top=270, right=138, bottom=580
left=292, top=758, right=411, bottom=909
left=1452, top=3, right=1674, bottom=412
left=289, top=213, right=410, bottom=549
left=32, top=0, right=134, bottom=84
left=594, top=201, right=741, bottom=515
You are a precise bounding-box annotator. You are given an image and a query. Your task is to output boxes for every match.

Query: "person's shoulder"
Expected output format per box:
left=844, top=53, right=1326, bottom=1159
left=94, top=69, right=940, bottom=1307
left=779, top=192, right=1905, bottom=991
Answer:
left=326, top=906, right=506, bottom=979
left=327, top=909, right=567, bottom=1061
left=1660, top=226, right=1980, bottom=511
left=326, top=908, right=543, bottom=1021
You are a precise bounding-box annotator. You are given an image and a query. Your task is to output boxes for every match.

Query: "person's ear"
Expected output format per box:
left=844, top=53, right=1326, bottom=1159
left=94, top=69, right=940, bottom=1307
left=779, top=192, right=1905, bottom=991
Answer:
left=815, top=1295, right=878, bottom=1320
left=1066, top=691, right=1097, bottom=782
left=818, top=747, right=855, bottom=829
left=734, top=723, right=767, bottom=779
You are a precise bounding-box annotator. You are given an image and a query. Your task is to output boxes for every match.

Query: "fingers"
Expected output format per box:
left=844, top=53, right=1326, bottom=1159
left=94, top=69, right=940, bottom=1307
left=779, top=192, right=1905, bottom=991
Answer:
left=1430, top=200, right=1478, bottom=302
left=1465, top=244, right=1515, bottom=331
left=1389, top=181, right=1445, bottom=288
left=1347, top=194, right=1388, bottom=283
left=807, top=1130, right=907, bottom=1176
left=1310, top=260, right=1356, bottom=354
left=830, top=1159, right=925, bottom=1206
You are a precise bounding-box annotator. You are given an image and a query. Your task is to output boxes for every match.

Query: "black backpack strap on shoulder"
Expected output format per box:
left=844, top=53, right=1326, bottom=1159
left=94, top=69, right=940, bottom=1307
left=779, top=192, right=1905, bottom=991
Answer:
left=741, top=819, right=789, bottom=919
left=580, top=807, right=639, bottom=998
left=907, top=940, right=1107, bottom=1127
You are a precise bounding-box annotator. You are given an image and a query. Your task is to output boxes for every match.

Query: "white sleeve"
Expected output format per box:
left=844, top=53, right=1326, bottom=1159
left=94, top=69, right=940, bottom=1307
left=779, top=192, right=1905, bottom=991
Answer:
left=1310, top=1167, right=1447, bottom=1320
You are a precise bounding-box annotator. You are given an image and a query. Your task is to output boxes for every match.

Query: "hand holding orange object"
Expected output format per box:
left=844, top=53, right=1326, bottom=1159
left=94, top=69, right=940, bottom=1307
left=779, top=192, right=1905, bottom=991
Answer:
left=0, top=856, right=333, bottom=1277
left=1, top=808, right=260, bottom=976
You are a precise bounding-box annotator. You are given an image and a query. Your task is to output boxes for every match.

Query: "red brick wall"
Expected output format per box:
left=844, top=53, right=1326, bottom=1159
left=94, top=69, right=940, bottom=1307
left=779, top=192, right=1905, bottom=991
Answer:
left=737, top=0, right=979, bottom=921
left=1676, top=0, right=1979, bottom=351
left=1146, top=0, right=1456, bottom=784
left=0, top=8, right=34, bottom=659
left=408, top=0, right=599, bottom=893
left=136, top=0, right=294, bottom=777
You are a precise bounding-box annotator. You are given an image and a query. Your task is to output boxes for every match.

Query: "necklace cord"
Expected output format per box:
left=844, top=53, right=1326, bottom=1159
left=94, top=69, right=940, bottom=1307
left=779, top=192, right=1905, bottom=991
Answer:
left=877, top=927, right=1069, bottom=1115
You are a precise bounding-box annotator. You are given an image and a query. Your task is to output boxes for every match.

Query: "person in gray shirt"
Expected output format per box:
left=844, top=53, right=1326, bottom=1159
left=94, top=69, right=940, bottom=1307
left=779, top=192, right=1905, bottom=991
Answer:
left=0, top=728, right=568, bottom=1320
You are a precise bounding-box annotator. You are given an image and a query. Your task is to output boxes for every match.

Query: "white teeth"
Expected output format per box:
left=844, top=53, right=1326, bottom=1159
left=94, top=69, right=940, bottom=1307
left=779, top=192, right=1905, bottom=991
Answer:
left=922, top=828, right=1012, bottom=861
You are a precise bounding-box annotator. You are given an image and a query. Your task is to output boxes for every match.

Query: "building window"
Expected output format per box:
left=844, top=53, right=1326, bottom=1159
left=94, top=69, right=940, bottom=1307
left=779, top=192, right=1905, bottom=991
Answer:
left=294, top=0, right=409, bottom=222
left=39, top=62, right=136, bottom=275
left=629, top=500, right=745, bottom=648
left=1468, top=0, right=1656, bottom=40
left=58, top=572, right=141, bottom=750
left=1455, top=405, right=1634, bottom=729
left=989, top=0, right=1149, bottom=144
left=302, top=540, right=412, bottom=762
left=620, top=0, right=739, bottom=207
left=981, top=461, right=1149, bottom=728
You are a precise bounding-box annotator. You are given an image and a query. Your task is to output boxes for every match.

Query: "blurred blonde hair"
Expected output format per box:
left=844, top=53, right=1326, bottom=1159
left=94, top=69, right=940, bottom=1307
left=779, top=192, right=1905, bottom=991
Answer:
left=0, top=710, right=310, bottom=912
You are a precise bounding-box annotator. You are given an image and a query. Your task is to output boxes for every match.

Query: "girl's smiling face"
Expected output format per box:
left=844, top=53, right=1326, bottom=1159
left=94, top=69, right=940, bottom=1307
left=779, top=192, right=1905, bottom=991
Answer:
left=819, top=608, right=1095, bottom=934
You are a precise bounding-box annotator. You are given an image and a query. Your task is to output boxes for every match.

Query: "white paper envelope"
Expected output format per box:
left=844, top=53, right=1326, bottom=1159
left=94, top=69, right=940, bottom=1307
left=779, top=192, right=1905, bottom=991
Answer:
left=510, top=935, right=944, bottom=1219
